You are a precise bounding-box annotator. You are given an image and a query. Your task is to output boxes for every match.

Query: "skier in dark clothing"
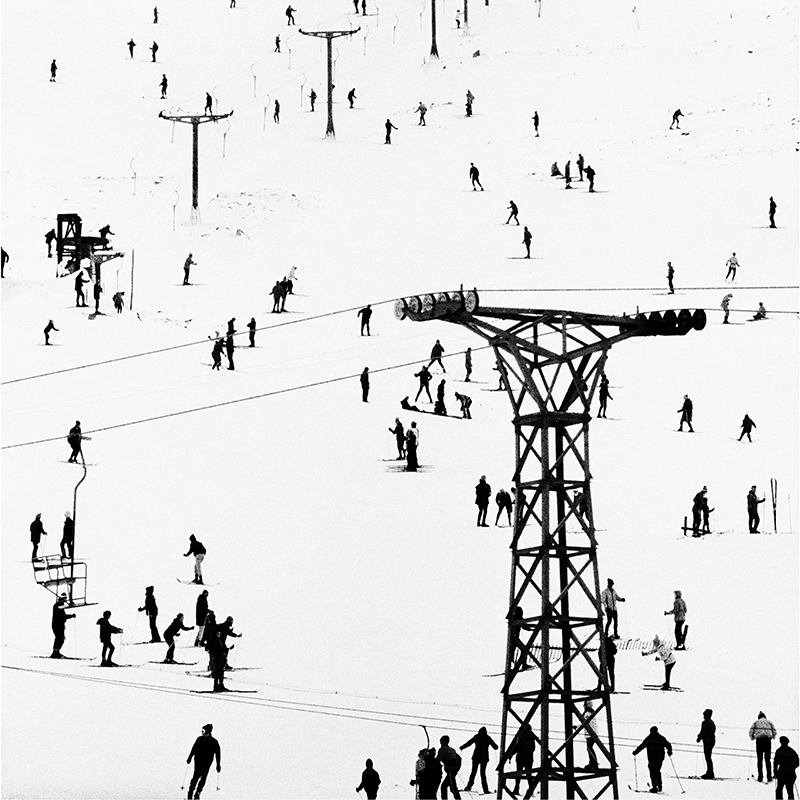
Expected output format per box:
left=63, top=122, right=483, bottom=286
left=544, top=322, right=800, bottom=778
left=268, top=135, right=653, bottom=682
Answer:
left=696, top=708, right=716, bottom=779
left=361, top=367, right=370, bottom=402
left=437, top=736, right=462, bottom=800
left=184, top=535, right=207, bottom=584
left=274, top=35, right=281, bottom=52
left=428, top=339, right=446, bottom=372
left=273, top=99, right=280, bottom=123
left=469, top=162, right=483, bottom=191
left=348, top=88, right=356, bottom=108
left=153, top=7, right=158, bottom=22
left=678, top=394, right=694, bottom=432
left=405, top=423, right=419, bottom=472
left=747, top=485, right=766, bottom=533
left=1, top=247, right=7, bottom=277
left=504, top=723, right=535, bottom=799
left=603, top=635, right=617, bottom=692
left=464, top=347, right=472, bottom=382
left=460, top=727, right=497, bottom=794
left=138, top=585, right=161, bottom=643
left=309, top=89, right=316, bottom=110
left=183, top=253, right=195, bottom=285
left=45, top=228, right=56, bottom=257
left=30, top=513, right=46, bottom=560
left=670, top=109, right=683, bottom=129
left=50, top=60, right=57, bottom=81
left=194, top=590, right=209, bottom=645
left=128, top=39, right=136, bottom=57
left=355, top=758, right=381, bottom=799
left=738, top=414, right=756, bottom=442
left=225, top=334, right=234, bottom=370
left=247, top=317, right=256, bottom=347
left=389, top=418, right=405, bottom=458
left=204, top=93, right=213, bottom=114
left=92, top=280, right=103, bottom=313
left=187, top=724, right=221, bottom=799
left=414, top=365, right=433, bottom=403
left=465, top=89, right=474, bottom=117
left=98, top=224, right=114, bottom=242
left=159, top=73, right=168, bottom=98
left=96, top=610, right=123, bottom=666
left=412, top=748, right=442, bottom=799
left=633, top=727, right=673, bottom=793
left=564, top=160, right=572, bottom=188
left=769, top=197, right=777, bottom=228
left=434, top=379, right=447, bottom=415
left=271, top=280, right=284, bottom=312
left=577, top=153, right=585, bottom=181
left=285, top=5, right=296, bottom=24
left=667, top=261, right=675, bottom=294
left=51, top=594, right=76, bottom=658
left=454, top=391, right=472, bottom=419
left=664, top=589, right=687, bottom=649
left=74, top=270, right=88, bottom=306
left=44, top=320, right=59, bottom=345
left=384, top=119, right=397, bottom=144
left=691, top=487, right=708, bottom=536
left=151, top=41, right=158, bottom=61
left=585, top=164, right=595, bottom=192
left=211, top=337, right=223, bottom=370
left=163, top=613, right=193, bottom=662
left=533, top=110, right=539, bottom=136
left=112, top=292, right=124, bottom=313
left=205, top=627, right=228, bottom=691
left=358, top=304, right=373, bottom=335
left=506, top=201, right=519, bottom=225
left=598, top=375, right=612, bottom=418
left=475, top=475, right=491, bottom=527
left=495, top=489, right=512, bottom=525
left=523, top=226, right=532, bottom=258
left=774, top=736, right=798, bottom=799
left=67, top=421, right=84, bottom=463
left=61, top=512, right=75, bottom=560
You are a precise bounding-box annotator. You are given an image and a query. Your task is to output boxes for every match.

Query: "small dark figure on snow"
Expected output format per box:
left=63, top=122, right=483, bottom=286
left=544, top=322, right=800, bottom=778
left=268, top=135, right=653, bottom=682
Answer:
left=44, top=320, right=59, bottom=345
left=752, top=302, right=767, bottom=321
left=273, top=99, right=280, bottom=123
left=153, top=6, right=158, bottom=23
left=465, top=89, right=474, bottom=117
left=127, top=39, right=136, bottom=58
left=138, top=585, right=161, bottom=643
left=738, top=413, right=756, bottom=442
left=642, top=635, right=676, bottom=689
left=523, top=226, right=532, bottom=258
left=774, top=736, right=798, bottom=800
left=67, top=420, right=84, bottom=463
left=506, top=200, right=519, bottom=225
left=113, top=292, right=124, bottom=313
left=348, top=88, right=356, bottom=108
left=725, top=252, right=739, bottom=282
left=163, top=613, right=193, bottom=663
left=51, top=594, right=75, bottom=658
left=389, top=418, right=405, bottom=459
left=696, top=709, right=716, bottom=779
left=275, top=35, right=281, bottom=52
left=691, top=486, right=708, bottom=536
left=678, top=394, right=694, bottom=432
left=577, top=153, right=585, bottom=181
left=405, top=423, right=419, bottom=472
left=309, top=89, right=316, bottom=110
left=247, top=317, right=256, bottom=347
left=211, top=337, right=223, bottom=370
left=437, top=736, right=462, bottom=800
left=355, top=758, right=381, bottom=799
left=469, top=162, right=483, bottom=191
left=271, top=280, right=284, bottom=313
left=495, top=488, right=512, bottom=525
left=160, top=74, right=168, bottom=99
left=45, top=228, right=56, bottom=257
left=454, top=391, right=472, bottom=419
left=460, top=727, right=498, bottom=794
left=464, top=347, right=472, bottom=382
left=74, top=270, right=88, bottom=306
left=384, top=119, right=397, bottom=144
left=96, top=610, right=123, bottom=666
left=664, top=589, right=687, bottom=649
left=503, top=723, right=535, bottom=799
left=604, top=635, right=617, bottom=692
left=769, top=196, right=777, bottom=228
left=30, top=513, right=46, bottom=560
left=475, top=475, right=491, bottom=527
left=597, top=374, right=612, bottom=418
left=434, top=379, right=447, bottom=416
left=749, top=712, right=777, bottom=783
left=414, top=365, right=433, bottom=403
left=532, top=110, right=539, bottom=136
left=670, top=109, right=683, bottom=129
left=286, top=5, right=296, bottom=24
left=360, top=367, right=370, bottom=402
left=151, top=41, right=158, bottom=62
left=184, top=534, right=207, bottom=584
left=415, top=102, right=427, bottom=125
left=633, top=726, right=672, bottom=793
left=428, top=339, right=446, bottom=372
left=92, top=280, right=103, bottom=313
left=61, top=512, right=74, bottom=560
left=600, top=578, right=625, bottom=639
left=1, top=247, right=8, bottom=277
left=204, top=93, right=213, bottom=114
left=225, top=334, right=235, bottom=370
left=50, top=60, right=57, bottom=81
left=721, top=292, right=733, bottom=323
left=585, top=164, right=596, bottom=192
left=187, top=724, right=221, bottom=798
left=747, top=485, right=766, bottom=533
left=455, top=9, right=461, bottom=27
left=358, top=304, right=372, bottom=335
left=564, top=160, right=572, bottom=188
left=667, top=261, right=675, bottom=294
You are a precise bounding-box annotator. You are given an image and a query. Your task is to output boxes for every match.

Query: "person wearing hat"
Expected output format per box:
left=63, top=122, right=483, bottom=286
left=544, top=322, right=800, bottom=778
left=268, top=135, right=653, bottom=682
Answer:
left=355, top=758, right=381, bottom=799
left=749, top=711, right=777, bottom=782
left=96, top=610, right=123, bottom=666
left=677, top=394, right=694, bottom=432
left=184, top=535, right=207, bottom=584
left=774, top=736, right=798, bottom=799
left=30, top=513, right=46, bottom=560
left=163, top=613, right=194, bottom=663
left=51, top=594, right=76, bottom=658
left=61, top=511, right=75, bottom=560
left=186, top=723, right=221, bottom=799
left=633, top=726, right=673, bottom=794
left=664, top=590, right=687, bottom=649
left=67, top=420, right=83, bottom=463
left=138, top=586, right=161, bottom=643
left=642, top=635, right=676, bottom=689
left=696, top=708, right=716, bottom=779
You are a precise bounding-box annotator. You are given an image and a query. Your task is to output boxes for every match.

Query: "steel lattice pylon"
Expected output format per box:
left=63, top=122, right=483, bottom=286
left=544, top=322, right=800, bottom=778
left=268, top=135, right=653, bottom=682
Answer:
left=396, top=290, right=705, bottom=800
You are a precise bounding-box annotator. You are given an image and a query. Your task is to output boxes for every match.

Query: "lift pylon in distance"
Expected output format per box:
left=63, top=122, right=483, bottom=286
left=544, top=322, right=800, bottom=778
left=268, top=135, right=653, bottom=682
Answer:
left=396, top=289, right=705, bottom=800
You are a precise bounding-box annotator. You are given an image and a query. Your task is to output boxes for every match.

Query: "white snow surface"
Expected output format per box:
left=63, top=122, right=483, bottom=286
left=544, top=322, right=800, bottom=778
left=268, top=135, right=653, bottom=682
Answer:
left=1, top=0, right=798, bottom=796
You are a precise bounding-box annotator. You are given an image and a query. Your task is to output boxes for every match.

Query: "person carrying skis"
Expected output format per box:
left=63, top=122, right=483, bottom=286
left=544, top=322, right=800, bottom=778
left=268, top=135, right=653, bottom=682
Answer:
left=677, top=394, right=694, bottom=432
left=163, top=613, right=193, bottom=663
left=774, top=736, right=799, bottom=800
left=749, top=712, right=777, bottom=783
left=600, top=578, right=625, bottom=639
left=469, top=162, right=483, bottom=191
left=355, top=758, right=381, bottom=799
left=598, top=374, right=612, bottom=418
left=670, top=109, right=683, bottom=129
left=503, top=722, right=535, bottom=799
left=633, top=726, right=673, bottom=793
left=642, top=635, right=676, bottom=689
left=358, top=304, right=372, bottom=335
left=664, top=590, right=687, bottom=649
left=184, top=534, right=207, bottom=584
left=522, top=226, right=532, bottom=258
left=30, top=513, right=46, bottom=560
left=506, top=200, right=520, bottom=225
left=414, top=365, right=433, bottom=403
left=194, top=590, right=209, bottom=645
left=388, top=418, right=405, bottom=459
left=96, top=610, right=123, bottom=666
left=475, top=475, right=491, bottom=527
left=51, top=594, right=76, bottom=658
left=747, top=485, right=766, bottom=533
left=460, top=727, right=498, bottom=794
left=495, top=488, right=512, bottom=525
left=725, top=252, right=739, bottom=282
left=454, top=391, right=472, bottom=419
left=696, top=708, right=716, bottom=779
left=186, top=724, right=221, bottom=798
left=437, top=736, right=462, bottom=799
left=138, top=585, right=161, bottom=643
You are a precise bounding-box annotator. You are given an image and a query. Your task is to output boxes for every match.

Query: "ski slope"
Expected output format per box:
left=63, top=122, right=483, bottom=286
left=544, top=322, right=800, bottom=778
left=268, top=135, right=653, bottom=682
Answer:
left=1, top=0, right=798, bottom=795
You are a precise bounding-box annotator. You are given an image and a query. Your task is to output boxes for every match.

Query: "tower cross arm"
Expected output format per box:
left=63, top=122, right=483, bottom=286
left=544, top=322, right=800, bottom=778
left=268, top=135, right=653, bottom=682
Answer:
left=298, top=27, right=360, bottom=37
left=158, top=110, right=234, bottom=124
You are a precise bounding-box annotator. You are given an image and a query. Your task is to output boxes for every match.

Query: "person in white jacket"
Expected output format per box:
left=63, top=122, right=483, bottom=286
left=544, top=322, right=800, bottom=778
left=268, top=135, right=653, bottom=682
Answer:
left=749, top=711, right=778, bottom=782
left=600, top=579, right=626, bottom=639
left=642, top=635, right=676, bottom=689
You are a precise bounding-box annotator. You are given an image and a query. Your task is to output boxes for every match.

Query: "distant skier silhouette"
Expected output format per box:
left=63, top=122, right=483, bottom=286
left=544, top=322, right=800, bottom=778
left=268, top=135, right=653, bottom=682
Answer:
left=670, top=109, right=683, bottom=129
left=506, top=200, right=519, bottom=225
left=469, top=162, right=483, bottom=191
left=127, top=39, right=136, bottom=58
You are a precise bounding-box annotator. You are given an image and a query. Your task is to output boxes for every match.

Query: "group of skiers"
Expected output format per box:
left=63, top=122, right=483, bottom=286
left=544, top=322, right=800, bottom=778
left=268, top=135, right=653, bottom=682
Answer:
left=551, top=156, right=596, bottom=192
left=688, top=483, right=770, bottom=535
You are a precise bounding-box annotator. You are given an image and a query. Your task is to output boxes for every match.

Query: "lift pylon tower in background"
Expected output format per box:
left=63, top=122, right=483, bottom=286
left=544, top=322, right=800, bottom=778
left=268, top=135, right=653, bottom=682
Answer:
left=396, top=290, right=706, bottom=800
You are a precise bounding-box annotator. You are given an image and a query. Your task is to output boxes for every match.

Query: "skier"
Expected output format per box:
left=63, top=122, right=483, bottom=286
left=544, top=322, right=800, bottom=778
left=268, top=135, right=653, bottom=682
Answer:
left=96, top=610, right=123, bottom=666
left=388, top=418, right=405, bottom=459
left=506, top=200, right=520, bottom=225
left=186, top=724, right=221, bottom=799
left=45, top=228, right=56, bottom=257
left=151, top=41, right=158, bottom=62
left=584, top=163, right=596, bottom=193
left=454, top=391, right=472, bottom=419
left=774, top=736, right=798, bottom=800
left=98, top=224, right=115, bottom=242
left=584, top=700, right=599, bottom=769
left=469, top=162, right=483, bottom=191
left=503, top=722, right=535, bottom=799
left=415, top=102, right=427, bottom=126
left=465, top=89, right=474, bottom=117
left=204, top=624, right=228, bottom=690
left=747, top=485, right=766, bottom=533
left=721, top=292, right=733, bottom=324
left=204, top=93, right=213, bottom=114
left=690, top=486, right=707, bottom=536
left=725, top=252, right=739, bottom=282
left=61, top=511, right=75, bottom=560
left=405, top=422, right=419, bottom=472
left=273, top=99, right=280, bottom=123
left=225, top=333, right=235, bottom=371
left=348, top=88, right=356, bottom=108
left=475, top=475, right=491, bottom=527
left=701, top=490, right=714, bottom=533
left=358, top=304, right=372, bottom=335
left=361, top=367, right=370, bottom=402
left=153, top=6, right=158, bottom=22
left=495, top=488, right=512, bottom=525
left=275, top=35, right=281, bottom=52
left=696, top=708, right=716, bottom=779
left=184, top=534, right=207, bottom=584
left=127, top=39, right=136, bottom=58
left=384, top=119, right=397, bottom=144
left=43, top=320, right=59, bottom=345
left=211, top=337, right=223, bottom=370
left=769, top=196, right=777, bottom=228
left=50, top=593, right=77, bottom=659
left=67, top=420, right=84, bottom=463
left=532, top=110, right=539, bottom=136
left=437, top=736, right=462, bottom=800
left=564, top=160, right=572, bottom=188
left=92, top=280, right=103, bottom=313
left=670, top=109, right=683, bottom=129
left=138, top=585, right=161, bottom=643
left=401, top=397, right=420, bottom=411
left=577, top=153, right=585, bottom=181
left=664, top=590, right=687, bottom=649
left=194, top=590, right=209, bottom=645
left=112, top=292, right=124, bottom=313
left=597, top=375, right=612, bottom=418
left=246, top=317, right=256, bottom=348
left=412, top=748, right=442, bottom=799
left=738, top=414, right=756, bottom=442
left=414, top=365, right=433, bottom=403
left=434, top=379, right=447, bottom=415
left=522, top=226, right=532, bottom=258
left=752, top=302, right=767, bottom=321
left=74, top=270, right=88, bottom=306
left=600, top=578, right=625, bottom=639
left=309, top=89, right=316, bottom=111
left=603, top=635, right=617, bottom=692
left=271, top=280, right=283, bottom=312
left=677, top=394, right=694, bottom=432
left=642, top=635, right=676, bottom=689
left=160, top=74, right=168, bottom=99
left=455, top=9, right=461, bottom=27
left=460, top=727, right=497, bottom=794
left=163, top=613, right=193, bottom=663
left=30, top=514, right=46, bottom=560
left=286, top=5, right=296, bottom=24
left=355, top=758, right=381, bottom=799
left=50, top=59, right=57, bottom=82
left=428, top=339, right=446, bottom=372
left=1, top=247, right=7, bottom=277
left=182, top=253, right=197, bottom=286
left=749, top=712, right=777, bottom=783
left=633, top=726, right=673, bottom=793
left=464, top=347, right=472, bottom=382
left=667, top=261, right=675, bottom=294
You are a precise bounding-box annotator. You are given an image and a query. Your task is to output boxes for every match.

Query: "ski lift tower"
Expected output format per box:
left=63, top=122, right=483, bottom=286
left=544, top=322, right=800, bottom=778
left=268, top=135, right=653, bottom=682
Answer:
left=395, top=289, right=706, bottom=800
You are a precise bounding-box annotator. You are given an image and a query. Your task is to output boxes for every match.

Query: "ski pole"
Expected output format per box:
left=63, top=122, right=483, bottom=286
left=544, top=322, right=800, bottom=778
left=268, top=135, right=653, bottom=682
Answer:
left=669, top=754, right=685, bottom=794
left=633, top=753, right=639, bottom=790
left=180, top=763, right=189, bottom=790
left=216, top=771, right=221, bottom=791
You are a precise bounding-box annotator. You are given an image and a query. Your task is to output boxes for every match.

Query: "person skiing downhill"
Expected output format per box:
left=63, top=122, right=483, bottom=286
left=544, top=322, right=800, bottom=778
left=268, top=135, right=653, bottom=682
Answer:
left=670, top=109, right=683, bottom=129
left=30, top=514, right=46, bottom=560
left=428, top=339, right=446, bottom=372
left=389, top=418, right=405, bottom=459
left=774, top=736, right=799, bottom=800
left=523, top=226, right=532, bottom=258
left=633, top=726, right=673, bottom=793
left=96, top=610, right=123, bottom=666
left=358, top=304, right=372, bottom=335
left=677, top=394, right=694, bottom=432
left=747, top=485, right=766, bottom=533
left=664, top=590, right=687, bottom=649
left=51, top=594, right=75, bottom=658
left=184, top=535, right=207, bottom=584
left=355, top=759, right=381, bottom=799
left=749, top=712, right=778, bottom=783
left=475, top=475, right=491, bottom=527
left=163, top=613, right=193, bottom=663
left=600, top=578, right=625, bottom=639
left=696, top=709, right=716, bottom=779
left=469, top=162, right=483, bottom=191
left=460, top=727, right=498, bottom=794
left=414, top=365, right=433, bottom=403
left=738, top=414, right=756, bottom=442
left=138, top=585, right=161, bottom=643
left=186, top=724, right=221, bottom=799
left=506, top=200, right=520, bottom=225
left=725, top=252, right=739, bottom=282
left=642, top=635, right=676, bottom=689
left=384, top=119, right=397, bottom=144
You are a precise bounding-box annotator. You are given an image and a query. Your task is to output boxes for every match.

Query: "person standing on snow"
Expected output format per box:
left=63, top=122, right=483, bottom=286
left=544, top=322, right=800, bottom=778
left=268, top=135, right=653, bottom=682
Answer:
left=309, top=88, right=316, bottom=111
left=160, top=74, right=168, bottom=99
left=577, top=153, right=585, bottom=181
left=669, top=109, right=683, bottom=129
left=405, top=422, right=419, bottom=472
left=358, top=304, right=372, bottom=335
left=495, top=488, right=512, bottom=526
left=469, top=162, right=483, bottom=191
left=138, top=585, right=161, bottom=643
left=360, top=367, right=370, bottom=402
left=523, top=226, right=532, bottom=258
left=774, top=736, right=799, bottom=800
left=412, top=748, right=442, bottom=799
left=184, top=534, right=207, bottom=584
left=225, top=333, right=235, bottom=371
left=597, top=374, right=612, bottom=418
left=475, top=475, right=491, bottom=527
left=194, top=590, right=209, bottom=646
left=127, top=39, right=136, bottom=58
left=533, top=110, right=539, bottom=136
left=437, top=736, right=462, bottom=800
left=74, top=270, right=88, bottom=307
left=642, top=635, right=676, bottom=689
left=96, top=610, right=123, bottom=666
left=204, top=93, right=213, bottom=114
left=738, top=413, right=757, bottom=442
left=348, top=88, right=357, bottom=108
left=664, top=590, right=687, bottom=649
left=769, top=197, right=777, bottom=228
left=600, top=578, right=625, bottom=639
left=564, top=160, right=572, bottom=189
left=749, top=712, right=777, bottom=783
left=434, top=379, right=447, bottom=415
left=667, top=261, right=675, bottom=294
left=247, top=317, right=256, bottom=347
left=61, top=511, right=75, bottom=560
left=677, top=394, right=694, bottom=432
left=273, top=99, right=280, bottom=123
left=30, top=513, right=46, bottom=560
left=506, top=200, right=520, bottom=225
left=67, top=420, right=85, bottom=463
left=183, top=253, right=195, bottom=285
left=163, top=613, right=193, bottom=663
left=414, top=365, right=433, bottom=403
left=51, top=594, right=76, bottom=658
left=603, top=635, right=618, bottom=692
left=455, top=392, right=472, bottom=419
left=464, top=347, right=472, bottom=382
left=585, top=164, right=596, bottom=192
left=384, top=119, right=397, bottom=144
left=690, top=486, right=707, bottom=536
left=285, top=5, right=296, bottom=24
left=50, top=60, right=58, bottom=81
left=460, top=727, right=498, bottom=794
left=186, top=724, right=221, bottom=799
left=465, top=89, right=474, bottom=117
left=415, top=102, right=427, bottom=126
left=633, top=726, right=673, bottom=793
left=388, top=418, right=405, bottom=459
left=747, top=485, right=766, bottom=533
left=696, top=708, right=716, bottom=780
left=211, top=337, right=223, bottom=370
left=725, top=252, right=739, bottom=282
left=583, top=700, right=599, bottom=769
left=721, top=293, right=733, bottom=324
left=355, top=758, right=381, bottom=799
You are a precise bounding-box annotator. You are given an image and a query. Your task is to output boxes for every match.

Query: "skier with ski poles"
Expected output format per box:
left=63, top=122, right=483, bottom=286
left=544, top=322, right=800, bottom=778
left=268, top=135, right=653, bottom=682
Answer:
left=186, top=723, right=221, bottom=799
left=642, top=635, right=676, bottom=689
left=664, top=590, right=687, bottom=649
left=163, top=613, right=193, bottom=663
left=138, top=585, right=161, bottom=643
left=633, top=726, right=672, bottom=793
